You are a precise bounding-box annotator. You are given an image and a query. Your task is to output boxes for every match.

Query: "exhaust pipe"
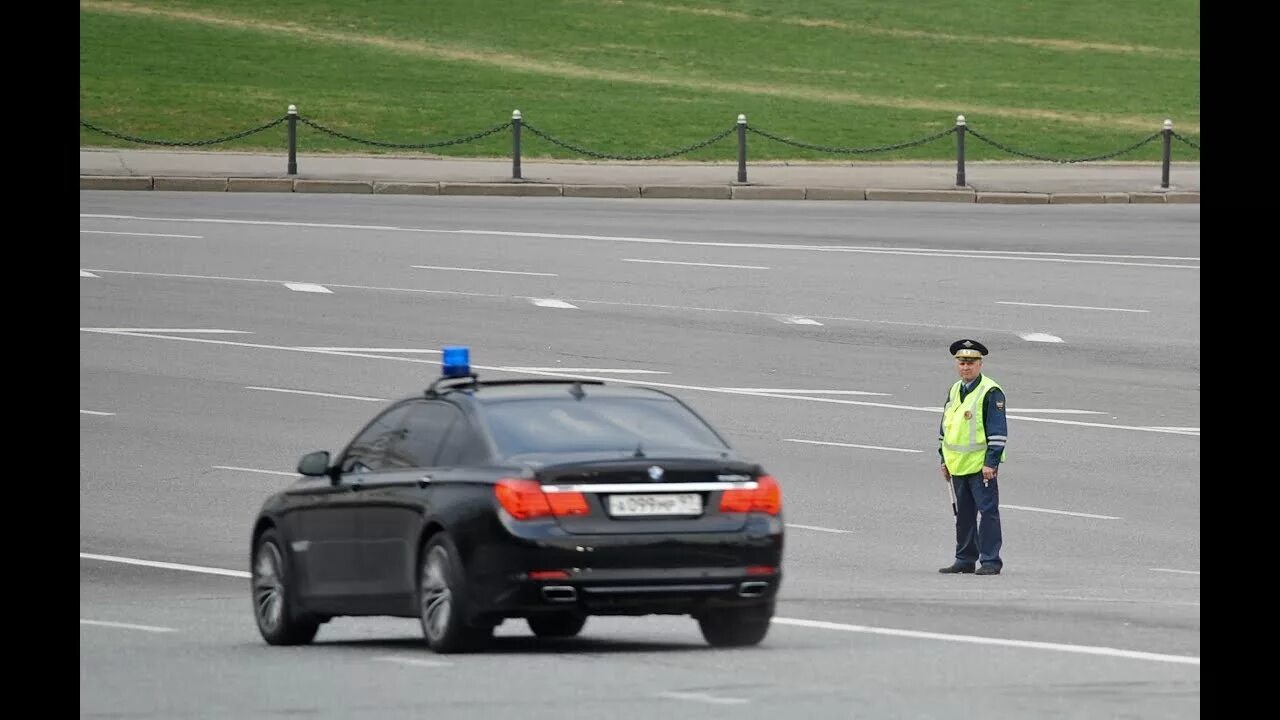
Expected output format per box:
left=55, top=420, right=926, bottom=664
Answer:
left=541, top=585, right=578, bottom=603
left=738, top=581, right=768, bottom=597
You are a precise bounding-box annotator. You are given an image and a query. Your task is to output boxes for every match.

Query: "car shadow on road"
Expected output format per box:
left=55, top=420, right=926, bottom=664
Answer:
left=315, top=634, right=716, bottom=654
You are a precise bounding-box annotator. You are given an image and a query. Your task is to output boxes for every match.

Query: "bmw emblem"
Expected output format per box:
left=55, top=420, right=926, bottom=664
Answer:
left=647, top=466, right=664, bottom=481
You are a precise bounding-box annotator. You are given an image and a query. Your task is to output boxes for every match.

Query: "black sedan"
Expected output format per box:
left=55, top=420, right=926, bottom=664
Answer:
left=249, top=348, right=784, bottom=653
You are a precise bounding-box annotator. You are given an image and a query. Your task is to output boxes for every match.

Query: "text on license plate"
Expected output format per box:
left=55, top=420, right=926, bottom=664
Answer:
left=608, top=493, right=703, bottom=517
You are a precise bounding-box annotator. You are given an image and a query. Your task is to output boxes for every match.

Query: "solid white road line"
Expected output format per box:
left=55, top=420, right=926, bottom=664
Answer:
left=1019, top=333, right=1064, bottom=343
left=81, top=230, right=203, bottom=238
left=81, top=270, right=100, bottom=277
left=770, top=618, right=1199, bottom=665
left=786, top=524, right=854, bottom=534
left=79, top=551, right=1200, bottom=666
left=1150, top=568, right=1200, bottom=575
left=211, top=466, right=296, bottom=477
left=411, top=265, right=557, bottom=277
left=372, top=656, right=453, bottom=668
left=297, top=347, right=441, bottom=353
left=81, top=410, right=115, bottom=416
left=997, top=301, right=1149, bottom=313
left=779, top=316, right=823, bottom=325
left=1002, top=504, right=1121, bottom=520
left=79, top=552, right=250, bottom=579
left=80, top=619, right=178, bottom=633
left=531, top=298, right=578, bottom=309
left=1003, top=409, right=1105, bottom=415
left=623, top=258, right=769, bottom=270
left=785, top=438, right=923, bottom=454
left=245, top=386, right=386, bottom=402
left=81, top=327, right=251, bottom=334
left=658, top=691, right=749, bottom=705
left=498, top=367, right=669, bottom=374
left=285, top=283, right=333, bottom=294
left=727, top=388, right=892, bottom=396
left=78, top=328, right=1199, bottom=437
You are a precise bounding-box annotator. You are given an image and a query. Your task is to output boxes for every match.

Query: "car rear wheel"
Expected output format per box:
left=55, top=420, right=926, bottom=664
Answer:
left=697, top=602, right=773, bottom=648
left=526, top=612, right=587, bottom=638
left=252, top=529, right=319, bottom=646
left=418, top=534, right=492, bottom=654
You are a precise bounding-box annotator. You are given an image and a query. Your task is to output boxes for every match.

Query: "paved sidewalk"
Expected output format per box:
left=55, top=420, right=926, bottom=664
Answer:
left=80, top=148, right=1201, bottom=203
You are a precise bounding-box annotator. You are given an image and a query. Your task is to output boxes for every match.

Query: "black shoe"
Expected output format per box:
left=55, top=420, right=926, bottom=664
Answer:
left=975, top=565, right=1002, bottom=576
left=938, top=563, right=976, bottom=574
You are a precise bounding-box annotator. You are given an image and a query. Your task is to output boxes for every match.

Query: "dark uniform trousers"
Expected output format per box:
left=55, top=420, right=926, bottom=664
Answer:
left=951, top=472, right=1002, bottom=569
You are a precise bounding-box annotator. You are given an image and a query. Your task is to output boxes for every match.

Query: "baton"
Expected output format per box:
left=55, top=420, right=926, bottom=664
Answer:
left=944, top=476, right=957, bottom=515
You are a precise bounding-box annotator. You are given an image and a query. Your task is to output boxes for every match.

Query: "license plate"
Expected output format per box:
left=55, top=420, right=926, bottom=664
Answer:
left=607, top=493, right=702, bottom=517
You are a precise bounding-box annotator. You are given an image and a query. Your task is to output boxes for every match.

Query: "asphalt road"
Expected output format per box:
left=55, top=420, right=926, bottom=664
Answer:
left=80, top=192, right=1200, bottom=719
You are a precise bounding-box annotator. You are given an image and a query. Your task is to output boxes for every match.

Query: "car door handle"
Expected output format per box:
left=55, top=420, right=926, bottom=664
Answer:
left=417, top=475, right=432, bottom=488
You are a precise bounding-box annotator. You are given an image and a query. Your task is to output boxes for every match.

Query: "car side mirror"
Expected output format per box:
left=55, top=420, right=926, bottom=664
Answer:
left=297, top=450, right=331, bottom=477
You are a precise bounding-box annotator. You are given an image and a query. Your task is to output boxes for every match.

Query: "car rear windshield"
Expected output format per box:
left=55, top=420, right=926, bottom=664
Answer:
left=483, top=396, right=728, bottom=457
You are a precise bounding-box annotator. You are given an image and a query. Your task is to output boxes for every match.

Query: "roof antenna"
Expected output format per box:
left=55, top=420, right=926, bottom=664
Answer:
left=569, top=381, right=585, bottom=400
left=633, top=441, right=646, bottom=458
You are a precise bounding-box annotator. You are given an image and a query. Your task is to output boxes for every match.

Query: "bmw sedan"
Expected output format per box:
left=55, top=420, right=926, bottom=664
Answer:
left=249, top=348, right=784, bottom=653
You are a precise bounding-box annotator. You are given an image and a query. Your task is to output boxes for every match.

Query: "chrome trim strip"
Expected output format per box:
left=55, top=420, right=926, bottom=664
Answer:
left=541, top=481, right=757, bottom=493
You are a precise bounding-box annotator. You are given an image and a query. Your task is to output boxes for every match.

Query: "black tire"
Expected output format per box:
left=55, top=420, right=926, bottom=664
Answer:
left=251, top=529, right=320, bottom=646
left=527, top=612, right=587, bottom=638
left=418, top=534, right=492, bottom=654
left=697, top=603, right=773, bottom=648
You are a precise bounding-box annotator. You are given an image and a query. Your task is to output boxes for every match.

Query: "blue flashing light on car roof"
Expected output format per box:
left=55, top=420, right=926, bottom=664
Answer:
left=442, top=346, right=471, bottom=378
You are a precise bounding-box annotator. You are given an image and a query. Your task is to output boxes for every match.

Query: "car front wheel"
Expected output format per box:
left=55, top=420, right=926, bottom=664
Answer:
left=251, top=529, right=319, bottom=646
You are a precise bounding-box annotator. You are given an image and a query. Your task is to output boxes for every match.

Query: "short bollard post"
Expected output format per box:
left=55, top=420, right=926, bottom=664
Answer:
left=512, top=109, right=523, bottom=180
left=287, top=104, right=298, bottom=176
left=1161, top=119, right=1173, bottom=189
left=955, top=114, right=967, bottom=187
left=737, top=114, right=748, bottom=184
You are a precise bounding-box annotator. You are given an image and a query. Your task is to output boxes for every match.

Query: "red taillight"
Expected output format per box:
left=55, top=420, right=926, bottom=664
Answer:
left=746, top=565, right=778, bottom=576
left=495, top=479, right=589, bottom=520
left=718, top=474, right=782, bottom=515
left=528, top=570, right=571, bottom=580
left=545, top=490, right=590, bottom=517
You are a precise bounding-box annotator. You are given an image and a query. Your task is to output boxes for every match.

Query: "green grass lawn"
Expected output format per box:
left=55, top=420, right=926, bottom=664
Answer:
left=79, top=0, right=1200, bottom=161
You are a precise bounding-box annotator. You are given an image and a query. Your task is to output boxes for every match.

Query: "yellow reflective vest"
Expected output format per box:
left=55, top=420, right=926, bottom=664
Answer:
left=941, top=375, right=1006, bottom=475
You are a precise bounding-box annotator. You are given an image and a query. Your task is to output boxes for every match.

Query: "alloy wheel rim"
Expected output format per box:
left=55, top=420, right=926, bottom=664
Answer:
left=253, top=542, right=284, bottom=633
left=420, top=546, right=453, bottom=640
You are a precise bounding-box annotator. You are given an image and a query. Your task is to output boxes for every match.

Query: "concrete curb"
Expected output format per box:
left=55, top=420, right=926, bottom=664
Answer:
left=805, top=187, right=867, bottom=201
left=1050, top=193, right=1130, bottom=204
left=79, top=176, right=1200, bottom=204
left=977, top=192, right=1050, bottom=205
left=294, top=179, right=374, bottom=194
left=731, top=186, right=806, bottom=200
left=373, top=181, right=441, bottom=195
left=1129, top=193, right=1169, bottom=204
left=564, top=185, right=640, bottom=198
left=153, top=176, right=228, bottom=192
left=641, top=185, right=732, bottom=199
left=228, top=178, right=294, bottom=192
left=866, top=188, right=975, bottom=202
left=81, top=175, right=153, bottom=190
left=441, top=182, right=563, bottom=197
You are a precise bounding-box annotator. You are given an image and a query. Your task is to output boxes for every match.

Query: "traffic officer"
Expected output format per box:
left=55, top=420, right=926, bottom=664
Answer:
left=938, top=339, right=1008, bottom=576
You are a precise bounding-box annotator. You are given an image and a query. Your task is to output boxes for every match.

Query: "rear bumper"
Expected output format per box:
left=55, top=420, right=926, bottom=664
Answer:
left=463, top=514, right=783, bottom=621
left=485, top=567, right=781, bottom=620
